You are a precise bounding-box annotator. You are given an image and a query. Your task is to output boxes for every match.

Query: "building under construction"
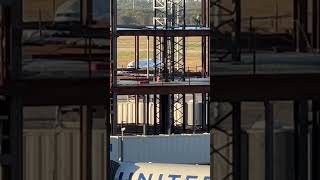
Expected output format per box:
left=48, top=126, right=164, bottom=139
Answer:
left=0, top=0, right=320, bottom=179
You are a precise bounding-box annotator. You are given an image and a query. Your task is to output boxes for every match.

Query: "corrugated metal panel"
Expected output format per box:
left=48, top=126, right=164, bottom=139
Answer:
left=111, top=134, right=210, bottom=164
left=186, top=101, right=203, bottom=125
left=92, top=130, right=106, bottom=180
left=23, top=129, right=104, bottom=180
left=247, top=129, right=294, bottom=180
left=211, top=128, right=294, bottom=180
left=117, top=101, right=205, bottom=125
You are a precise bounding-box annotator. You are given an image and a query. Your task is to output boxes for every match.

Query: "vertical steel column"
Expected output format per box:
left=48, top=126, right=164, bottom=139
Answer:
left=169, top=36, right=174, bottom=81
left=163, top=36, right=168, bottom=81
left=111, top=0, right=117, bottom=136
left=233, top=0, right=241, bottom=62
left=317, top=0, right=320, bottom=53
left=111, top=95, right=117, bottom=135
left=146, top=95, right=150, bottom=128
left=80, top=106, right=93, bottom=180
left=106, top=66, right=111, bottom=180
left=312, top=100, right=320, bottom=180
left=135, top=36, right=140, bottom=69
left=153, top=36, right=157, bottom=80
left=170, top=95, right=174, bottom=134
left=106, top=0, right=111, bottom=172
left=201, top=0, right=206, bottom=25
left=201, top=36, right=207, bottom=77
left=265, top=102, right=274, bottom=180
left=293, top=0, right=298, bottom=50
left=312, top=0, right=320, bottom=52
left=143, top=95, right=147, bottom=135
left=147, top=36, right=150, bottom=79
left=232, top=102, right=241, bottom=180
left=81, top=0, right=93, bottom=25
left=0, top=96, right=10, bottom=180
left=294, top=0, right=308, bottom=52
left=135, top=37, right=137, bottom=69
left=153, top=95, right=158, bottom=134
left=294, top=100, right=309, bottom=180
left=160, top=95, right=169, bottom=134
left=10, top=97, right=23, bottom=180
left=182, top=94, right=186, bottom=132
left=206, top=97, right=210, bottom=133
left=193, top=94, right=196, bottom=133
left=201, top=93, right=207, bottom=130
left=9, top=1, right=22, bottom=180
left=201, top=20, right=207, bottom=132
left=0, top=6, right=9, bottom=180
left=135, top=95, right=139, bottom=125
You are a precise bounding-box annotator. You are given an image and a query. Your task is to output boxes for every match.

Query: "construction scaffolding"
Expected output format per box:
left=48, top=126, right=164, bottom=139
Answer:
left=111, top=0, right=210, bottom=135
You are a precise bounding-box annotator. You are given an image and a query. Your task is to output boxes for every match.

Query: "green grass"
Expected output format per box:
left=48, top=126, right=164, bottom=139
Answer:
left=117, top=37, right=203, bottom=70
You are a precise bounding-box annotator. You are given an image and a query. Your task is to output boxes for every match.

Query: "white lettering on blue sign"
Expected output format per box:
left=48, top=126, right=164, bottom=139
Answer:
left=119, top=172, right=209, bottom=180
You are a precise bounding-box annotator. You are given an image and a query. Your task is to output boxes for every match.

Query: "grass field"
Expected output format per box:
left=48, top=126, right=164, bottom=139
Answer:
left=117, top=36, right=205, bottom=70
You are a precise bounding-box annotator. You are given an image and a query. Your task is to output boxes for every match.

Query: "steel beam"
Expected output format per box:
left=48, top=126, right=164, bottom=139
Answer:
left=153, top=94, right=158, bottom=135
left=160, top=95, right=169, bottom=134
left=206, top=99, right=210, bottom=133
left=170, top=95, right=174, bottom=134
left=312, top=100, right=320, bottom=180
left=202, top=93, right=207, bottom=130
left=232, top=102, right=241, bottom=180
left=183, top=94, right=186, bottom=132
left=294, top=0, right=308, bottom=52
left=201, top=0, right=207, bottom=25
left=192, top=94, right=196, bottom=133
left=143, top=95, right=148, bottom=135
left=81, top=0, right=93, bottom=25
left=3, top=1, right=23, bottom=180
left=265, top=102, right=274, bottom=180
left=135, top=36, right=140, bottom=69
left=106, top=85, right=111, bottom=180
left=312, top=0, right=320, bottom=52
left=80, top=106, right=93, bottom=180
left=202, top=36, right=207, bottom=77
left=6, top=73, right=320, bottom=106
left=211, top=74, right=320, bottom=101
left=233, top=0, right=241, bottom=62
left=135, top=95, right=139, bottom=125
left=294, top=100, right=309, bottom=180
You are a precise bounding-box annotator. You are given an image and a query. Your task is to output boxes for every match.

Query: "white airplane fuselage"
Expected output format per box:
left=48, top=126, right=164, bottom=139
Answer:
left=113, top=162, right=210, bottom=180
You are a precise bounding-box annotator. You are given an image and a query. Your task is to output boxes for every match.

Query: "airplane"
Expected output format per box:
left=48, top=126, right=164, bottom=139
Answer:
left=127, top=59, right=162, bottom=70
left=111, top=160, right=210, bottom=180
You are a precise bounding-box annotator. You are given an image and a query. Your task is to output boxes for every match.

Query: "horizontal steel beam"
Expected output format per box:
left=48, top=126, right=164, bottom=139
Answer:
left=16, top=78, right=107, bottom=106
left=23, top=22, right=110, bottom=38
left=117, top=29, right=210, bottom=36
left=113, top=84, right=209, bottom=95
left=4, top=73, right=320, bottom=106
left=212, top=74, right=320, bottom=101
